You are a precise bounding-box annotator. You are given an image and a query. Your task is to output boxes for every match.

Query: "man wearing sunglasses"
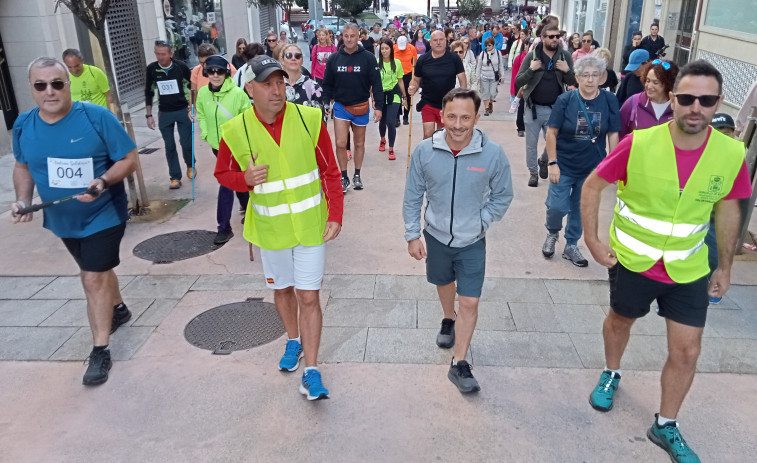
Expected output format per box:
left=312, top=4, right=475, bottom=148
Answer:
left=571, top=32, right=594, bottom=62
left=144, top=41, right=193, bottom=190
left=582, top=60, right=752, bottom=463
left=11, top=57, right=138, bottom=386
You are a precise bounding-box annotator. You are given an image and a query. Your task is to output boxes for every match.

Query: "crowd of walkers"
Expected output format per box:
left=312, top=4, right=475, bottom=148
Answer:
left=8, top=9, right=757, bottom=463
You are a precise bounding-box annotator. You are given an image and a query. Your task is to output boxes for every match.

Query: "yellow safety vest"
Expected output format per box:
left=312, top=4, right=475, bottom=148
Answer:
left=609, top=123, right=744, bottom=283
left=221, top=103, right=327, bottom=250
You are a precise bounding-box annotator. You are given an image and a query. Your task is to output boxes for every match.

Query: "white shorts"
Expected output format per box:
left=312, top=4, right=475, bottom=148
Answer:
left=259, top=244, right=325, bottom=290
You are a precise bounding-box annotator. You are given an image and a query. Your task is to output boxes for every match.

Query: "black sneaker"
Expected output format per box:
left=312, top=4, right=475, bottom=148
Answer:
left=448, top=360, right=480, bottom=393
left=341, top=176, right=350, bottom=193
left=111, top=303, right=132, bottom=334
left=352, top=174, right=364, bottom=190
left=517, top=130, right=525, bottom=137
left=538, top=154, right=549, bottom=179
left=403, top=118, right=409, bottom=125
left=528, top=172, right=539, bottom=187
left=436, top=318, right=455, bottom=348
left=83, top=349, right=112, bottom=386
left=213, top=229, right=234, bottom=245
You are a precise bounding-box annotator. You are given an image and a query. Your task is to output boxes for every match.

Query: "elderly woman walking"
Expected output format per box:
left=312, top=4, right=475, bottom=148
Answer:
left=619, top=59, right=679, bottom=140
left=476, top=36, right=505, bottom=115
left=542, top=55, right=621, bottom=266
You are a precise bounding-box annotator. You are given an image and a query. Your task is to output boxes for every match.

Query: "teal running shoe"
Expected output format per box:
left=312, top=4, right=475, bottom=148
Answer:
left=589, top=370, right=621, bottom=411
left=278, top=340, right=303, bottom=372
left=300, top=369, right=329, bottom=400
left=647, top=415, right=701, bottom=463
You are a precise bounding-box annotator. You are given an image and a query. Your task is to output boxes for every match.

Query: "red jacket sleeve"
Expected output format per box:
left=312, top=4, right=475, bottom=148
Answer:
left=214, top=139, right=251, bottom=192
left=315, top=122, right=344, bottom=224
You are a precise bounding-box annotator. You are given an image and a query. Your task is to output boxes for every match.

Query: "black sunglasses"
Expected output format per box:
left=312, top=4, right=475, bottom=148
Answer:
left=267, top=39, right=277, bottom=42
left=206, top=67, right=226, bottom=76
left=582, top=39, right=592, bottom=43
left=674, top=94, right=720, bottom=107
left=33, top=80, right=67, bottom=92
left=285, top=52, right=303, bottom=60
left=544, top=34, right=560, bottom=39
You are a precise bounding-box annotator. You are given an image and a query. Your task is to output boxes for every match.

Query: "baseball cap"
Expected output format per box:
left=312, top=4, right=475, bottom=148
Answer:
left=397, top=36, right=408, bottom=50
left=244, top=55, right=288, bottom=84
left=204, top=55, right=229, bottom=71
left=711, top=113, right=735, bottom=129
left=625, top=49, right=650, bottom=71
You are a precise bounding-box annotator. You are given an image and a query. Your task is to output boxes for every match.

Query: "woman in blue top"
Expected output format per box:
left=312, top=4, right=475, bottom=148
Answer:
left=541, top=55, right=621, bottom=267
left=377, top=38, right=407, bottom=161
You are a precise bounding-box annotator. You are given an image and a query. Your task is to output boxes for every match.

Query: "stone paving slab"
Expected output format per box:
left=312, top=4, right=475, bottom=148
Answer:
left=323, top=298, right=416, bottom=328
left=319, top=327, right=368, bottom=363
left=0, top=299, right=66, bottom=326
left=131, top=298, right=180, bottom=327
left=373, top=274, right=440, bottom=300
left=121, top=275, right=200, bottom=299
left=508, top=302, right=606, bottom=333
left=704, top=307, right=757, bottom=339
left=31, top=276, right=135, bottom=300
left=473, top=331, right=584, bottom=368
left=0, top=327, right=78, bottom=360
left=480, top=277, right=554, bottom=303
left=544, top=279, right=611, bottom=305
left=322, top=274, right=376, bottom=299
left=0, top=276, right=56, bottom=299
left=723, top=285, right=754, bottom=310
left=417, top=300, right=517, bottom=331
left=364, top=327, right=471, bottom=364
left=49, top=326, right=155, bottom=361
left=570, top=333, right=670, bottom=370
left=190, top=274, right=268, bottom=291
left=39, top=298, right=154, bottom=327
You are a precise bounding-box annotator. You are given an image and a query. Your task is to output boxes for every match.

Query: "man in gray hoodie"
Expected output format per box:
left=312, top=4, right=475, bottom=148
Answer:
left=403, top=88, right=514, bottom=393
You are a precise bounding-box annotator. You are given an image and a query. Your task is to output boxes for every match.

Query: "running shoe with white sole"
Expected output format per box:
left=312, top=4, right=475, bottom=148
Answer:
left=300, top=369, right=329, bottom=400
left=352, top=174, right=364, bottom=190
left=589, top=370, right=621, bottom=411
left=279, top=339, right=303, bottom=372
left=341, top=176, right=350, bottom=193
left=647, top=415, right=701, bottom=463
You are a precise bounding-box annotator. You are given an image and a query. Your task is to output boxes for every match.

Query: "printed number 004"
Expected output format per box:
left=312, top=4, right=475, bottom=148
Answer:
left=57, top=167, right=83, bottom=179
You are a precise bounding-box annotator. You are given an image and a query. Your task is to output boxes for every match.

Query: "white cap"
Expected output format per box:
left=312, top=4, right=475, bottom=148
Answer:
left=397, top=36, right=408, bottom=50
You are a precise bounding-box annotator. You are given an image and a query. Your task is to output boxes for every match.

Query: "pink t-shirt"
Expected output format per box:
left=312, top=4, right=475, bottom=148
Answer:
left=596, top=127, right=753, bottom=283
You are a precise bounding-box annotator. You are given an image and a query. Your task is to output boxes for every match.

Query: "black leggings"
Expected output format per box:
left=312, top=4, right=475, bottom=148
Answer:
left=401, top=72, right=412, bottom=120
left=379, top=102, right=400, bottom=147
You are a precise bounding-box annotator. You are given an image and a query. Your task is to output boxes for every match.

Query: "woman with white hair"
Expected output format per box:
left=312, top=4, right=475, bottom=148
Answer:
left=541, top=55, right=621, bottom=267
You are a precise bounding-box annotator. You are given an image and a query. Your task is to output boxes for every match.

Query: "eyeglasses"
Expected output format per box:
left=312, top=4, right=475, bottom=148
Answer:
left=454, top=50, right=464, bottom=55
left=579, top=72, right=602, bottom=79
left=652, top=59, right=671, bottom=70
left=285, top=52, right=303, bottom=60
left=674, top=94, right=720, bottom=107
left=32, top=80, right=67, bottom=91
left=582, top=39, right=592, bottom=43
left=206, top=68, right=226, bottom=76
left=544, top=34, right=560, bottom=39
left=267, top=39, right=277, bottom=43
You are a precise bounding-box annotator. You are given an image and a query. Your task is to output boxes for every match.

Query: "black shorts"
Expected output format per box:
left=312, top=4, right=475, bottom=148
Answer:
left=424, top=230, right=486, bottom=298
left=608, top=263, right=709, bottom=328
left=61, top=222, right=126, bottom=272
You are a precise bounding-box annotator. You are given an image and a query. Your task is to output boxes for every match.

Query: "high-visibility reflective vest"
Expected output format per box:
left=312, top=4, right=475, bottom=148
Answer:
left=609, top=123, right=744, bottom=283
left=221, top=103, right=327, bottom=250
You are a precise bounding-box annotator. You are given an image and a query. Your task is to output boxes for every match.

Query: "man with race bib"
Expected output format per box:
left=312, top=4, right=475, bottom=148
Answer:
left=145, top=41, right=194, bottom=189
left=11, top=57, right=137, bottom=386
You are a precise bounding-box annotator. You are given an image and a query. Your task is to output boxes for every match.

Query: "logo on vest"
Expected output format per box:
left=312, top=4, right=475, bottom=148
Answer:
left=696, top=175, right=724, bottom=203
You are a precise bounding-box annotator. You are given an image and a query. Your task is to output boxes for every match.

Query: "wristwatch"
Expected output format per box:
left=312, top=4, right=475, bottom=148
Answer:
left=146, top=114, right=153, bottom=118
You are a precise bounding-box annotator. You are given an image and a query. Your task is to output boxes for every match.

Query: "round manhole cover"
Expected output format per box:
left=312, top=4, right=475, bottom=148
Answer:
left=133, top=230, right=220, bottom=263
left=184, top=301, right=285, bottom=353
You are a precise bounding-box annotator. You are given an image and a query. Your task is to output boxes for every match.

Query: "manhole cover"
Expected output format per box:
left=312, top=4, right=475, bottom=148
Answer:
left=184, top=300, right=285, bottom=353
left=133, top=230, right=220, bottom=263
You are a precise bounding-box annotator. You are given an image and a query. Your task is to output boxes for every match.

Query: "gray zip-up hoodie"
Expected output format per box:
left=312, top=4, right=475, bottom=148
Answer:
left=403, top=128, right=514, bottom=248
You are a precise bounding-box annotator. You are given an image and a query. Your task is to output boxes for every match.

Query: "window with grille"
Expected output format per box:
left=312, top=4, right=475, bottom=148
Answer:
left=106, top=0, right=147, bottom=108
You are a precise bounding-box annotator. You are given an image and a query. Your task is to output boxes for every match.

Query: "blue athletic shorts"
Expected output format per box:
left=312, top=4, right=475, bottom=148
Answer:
left=424, top=230, right=486, bottom=298
left=333, top=101, right=370, bottom=126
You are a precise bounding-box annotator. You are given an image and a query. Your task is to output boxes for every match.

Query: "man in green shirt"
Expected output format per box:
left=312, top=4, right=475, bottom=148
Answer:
left=62, top=49, right=113, bottom=110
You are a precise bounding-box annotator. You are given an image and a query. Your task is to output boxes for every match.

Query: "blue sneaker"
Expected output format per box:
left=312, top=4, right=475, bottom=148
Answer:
left=647, top=415, right=701, bottom=463
left=709, top=296, right=722, bottom=304
left=278, top=340, right=303, bottom=372
left=589, top=370, right=621, bottom=411
left=299, top=369, right=329, bottom=400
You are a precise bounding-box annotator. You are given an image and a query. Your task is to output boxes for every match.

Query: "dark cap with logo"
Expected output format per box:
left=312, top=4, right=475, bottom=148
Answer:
left=244, top=55, right=289, bottom=83
left=711, top=113, right=735, bottom=129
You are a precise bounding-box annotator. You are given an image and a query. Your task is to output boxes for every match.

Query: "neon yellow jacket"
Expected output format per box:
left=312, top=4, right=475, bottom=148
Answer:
left=196, top=78, right=251, bottom=150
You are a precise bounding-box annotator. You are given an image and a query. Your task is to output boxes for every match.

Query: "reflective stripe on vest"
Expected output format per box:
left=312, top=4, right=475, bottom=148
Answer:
left=614, top=226, right=704, bottom=262
left=251, top=192, right=322, bottom=217
left=253, top=168, right=320, bottom=195
left=616, top=198, right=709, bottom=238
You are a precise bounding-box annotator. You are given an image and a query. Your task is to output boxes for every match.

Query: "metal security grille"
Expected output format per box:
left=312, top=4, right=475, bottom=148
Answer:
left=259, top=4, right=277, bottom=41
left=106, top=0, right=147, bottom=108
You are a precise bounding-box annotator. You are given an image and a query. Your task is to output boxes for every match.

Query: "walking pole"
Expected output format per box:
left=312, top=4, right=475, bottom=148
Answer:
left=406, top=58, right=416, bottom=174
left=191, top=104, right=196, bottom=201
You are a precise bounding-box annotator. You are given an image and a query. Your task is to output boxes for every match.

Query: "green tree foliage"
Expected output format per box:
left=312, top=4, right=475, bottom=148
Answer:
left=334, top=0, right=372, bottom=18
left=295, top=0, right=309, bottom=9
left=457, top=0, right=485, bottom=22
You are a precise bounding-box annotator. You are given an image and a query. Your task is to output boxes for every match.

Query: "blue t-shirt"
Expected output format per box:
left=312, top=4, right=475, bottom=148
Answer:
left=12, top=102, right=135, bottom=238
left=548, top=89, right=621, bottom=177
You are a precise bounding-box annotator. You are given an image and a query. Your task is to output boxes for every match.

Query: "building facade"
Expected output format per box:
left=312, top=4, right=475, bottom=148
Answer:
left=0, top=0, right=282, bottom=151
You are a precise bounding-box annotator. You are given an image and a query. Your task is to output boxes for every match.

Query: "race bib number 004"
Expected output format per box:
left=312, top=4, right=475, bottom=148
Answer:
left=47, top=157, right=94, bottom=189
left=157, top=80, right=180, bottom=95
